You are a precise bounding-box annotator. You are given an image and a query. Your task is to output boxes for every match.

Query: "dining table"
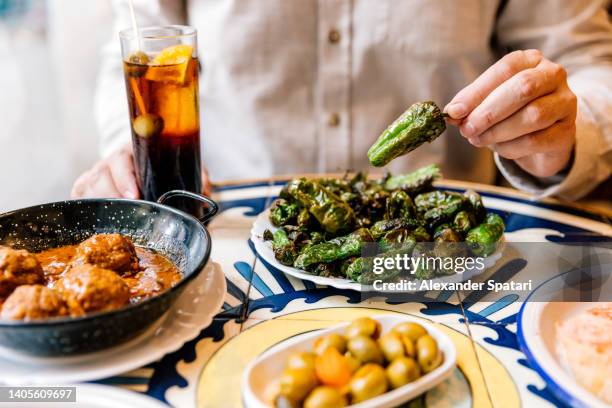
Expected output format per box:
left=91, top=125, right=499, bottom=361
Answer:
left=95, top=176, right=612, bottom=408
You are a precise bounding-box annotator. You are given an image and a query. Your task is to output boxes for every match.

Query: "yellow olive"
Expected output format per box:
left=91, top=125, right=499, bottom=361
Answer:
left=378, top=333, right=405, bottom=363
left=314, top=333, right=347, bottom=355
left=279, top=367, right=319, bottom=402
left=287, top=352, right=317, bottom=371
left=349, top=364, right=388, bottom=403
left=275, top=394, right=298, bottom=408
left=399, top=333, right=416, bottom=358
left=345, top=317, right=381, bottom=339
left=344, top=352, right=362, bottom=373
left=126, top=51, right=149, bottom=77
left=303, top=386, right=347, bottom=408
left=347, top=335, right=384, bottom=365
left=133, top=114, right=164, bottom=139
left=416, top=335, right=443, bottom=373
left=392, top=322, right=427, bottom=343
left=386, top=357, right=421, bottom=389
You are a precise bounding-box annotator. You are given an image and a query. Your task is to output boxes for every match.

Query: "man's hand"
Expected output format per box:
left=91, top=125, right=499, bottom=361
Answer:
left=71, top=144, right=139, bottom=199
left=445, top=49, right=577, bottom=178
left=71, top=143, right=212, bottom=199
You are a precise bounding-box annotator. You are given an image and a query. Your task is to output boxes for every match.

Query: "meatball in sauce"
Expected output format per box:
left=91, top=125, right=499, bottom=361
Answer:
left=0, top=246, right=44, bottom=298
left=0, top=234, right=181, bottom=321
left=1, top=284, right=69, bottom=320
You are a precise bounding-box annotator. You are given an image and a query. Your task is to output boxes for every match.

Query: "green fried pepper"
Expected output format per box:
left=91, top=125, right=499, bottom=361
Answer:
left=453, top=210, right=476, bottom=235
left=466, top=213, right=505, bottom=256
left=370, top=218, right=422, bottom=240
left=384, top=164, right=441, bottom=192
left=269, top=199, right=299, bottom=227
left=378, top=228, right=417, bottom=253
left=416, top=191, right=465, bottom=227
left=385, top=190, right=416, bottom=221
left=312, top=262, right=341, bottom=277
left=345, top=251, right=403, bottom=285
left=464, top=189, right=486, bottom=222
left=368, top=102, right=446, bottom=167
left=272, top=229, right=298, bottom=266
left=433, top=225, right=466, bottom=259
left=286, top=178, right=355, bottom=234
left=294, top=228, right=373, bottom=269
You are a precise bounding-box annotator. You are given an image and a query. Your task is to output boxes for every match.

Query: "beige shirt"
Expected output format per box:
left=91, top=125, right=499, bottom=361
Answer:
left=97, top=0, right=612, bottom=200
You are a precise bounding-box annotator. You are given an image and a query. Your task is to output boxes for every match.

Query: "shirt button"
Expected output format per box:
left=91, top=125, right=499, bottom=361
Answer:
left=328, top=113, right=341, bottom=127
left=328, top=29, right=341, bottom=44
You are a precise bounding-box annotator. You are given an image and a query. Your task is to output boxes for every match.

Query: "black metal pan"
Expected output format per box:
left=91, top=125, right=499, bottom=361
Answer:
left=0, top=190, right=217, bottom=356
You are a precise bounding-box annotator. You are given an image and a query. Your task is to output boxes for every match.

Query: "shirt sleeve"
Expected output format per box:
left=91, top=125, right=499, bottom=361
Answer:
left=94, top=0, right=186, bottom=158
left=494, top=0, right=612, bottom=200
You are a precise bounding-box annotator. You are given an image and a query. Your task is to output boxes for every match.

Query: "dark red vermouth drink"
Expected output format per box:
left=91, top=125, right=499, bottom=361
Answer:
left=120, top=27, right=203, bottom=217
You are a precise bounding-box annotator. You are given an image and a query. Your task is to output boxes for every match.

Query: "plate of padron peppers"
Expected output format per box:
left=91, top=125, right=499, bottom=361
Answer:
left=242, top=315, right=456, bottom=408
left=252, top=101, right=505, bottom=291
left=251, top=164, right=505, bottom=291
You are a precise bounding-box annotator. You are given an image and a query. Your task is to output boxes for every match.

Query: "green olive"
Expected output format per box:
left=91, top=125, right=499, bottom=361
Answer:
left=279, top=367, right=319, bottom=402
left=313, top=333, right=347, bottom=355
left=347, top=335, right=384, bottom=365
left=378, top=333, right=405, bottom=363
left=133, top=114, right=164, bottom=139
left=392, top=322, right=427, bottom=343
left=275, top=394, right=299, bottom=408
left=287, top=352, right=316, bottom=371
left=126, top=51, right=149, bottom=77
left=303, top=386, right=347, bottom=408
left=386, top=357, right=421, bottom=389
left=349, top=364, right=388, bottom=403
left=416, top=335, right=443, bottom=373
left=345, top=317, right=381, bottom=339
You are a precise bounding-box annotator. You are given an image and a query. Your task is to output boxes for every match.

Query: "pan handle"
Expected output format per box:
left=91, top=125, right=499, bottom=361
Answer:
left=157, top=190, right=219, bottom=223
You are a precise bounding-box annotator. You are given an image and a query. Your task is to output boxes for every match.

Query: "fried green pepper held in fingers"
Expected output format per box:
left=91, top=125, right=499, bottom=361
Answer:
left=368, top=102, right=446, bottom=167
left=466, top=213, right=505, bottom=256
left=384, top=164, right=441, bottom=192
left=294, top=228, right=374, bottom=269
left=286, top=178, right=355, bottom=234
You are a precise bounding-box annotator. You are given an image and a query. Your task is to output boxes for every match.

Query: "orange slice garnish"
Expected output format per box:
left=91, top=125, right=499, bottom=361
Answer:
left=145, top=45, right=193, bottom=85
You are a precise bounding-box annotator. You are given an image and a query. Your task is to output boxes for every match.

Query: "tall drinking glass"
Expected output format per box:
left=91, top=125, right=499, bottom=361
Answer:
left=119, top=26, right=202, bottom=217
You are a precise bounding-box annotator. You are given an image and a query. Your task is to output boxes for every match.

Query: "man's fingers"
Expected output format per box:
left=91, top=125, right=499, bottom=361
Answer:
left=445, top=49, right=543, bottom=119
left=470, top=91, right=573, bottom=146
left=81, top=166, right=123, bottom=198
left=460, top=60, right=565, bottom=139
left=71, top=171, right=91, bottom=198
left=493, top=119, right=575, bottom=160
left=107, top=151, right=140, bottom=199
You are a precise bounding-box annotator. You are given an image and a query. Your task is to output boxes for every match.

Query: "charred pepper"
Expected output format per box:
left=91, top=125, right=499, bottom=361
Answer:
left=286, top=178, right=355, bottom=234
left=385, top=190, right=416, bottom=221
left=268, top=199, right=299, bottom=227
left=466, top=213, right=505, bottom=256
left=272, top=229, right=299, bottom=266
left=368, top=102, right=446, bottom=167
left=384, top=164, right=441, bottom=193
left=293, top=228, right=374, bottom=269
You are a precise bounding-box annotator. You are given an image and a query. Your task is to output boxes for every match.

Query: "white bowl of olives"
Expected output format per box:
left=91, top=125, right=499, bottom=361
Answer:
left=242, top=315, right=456, bottom=408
